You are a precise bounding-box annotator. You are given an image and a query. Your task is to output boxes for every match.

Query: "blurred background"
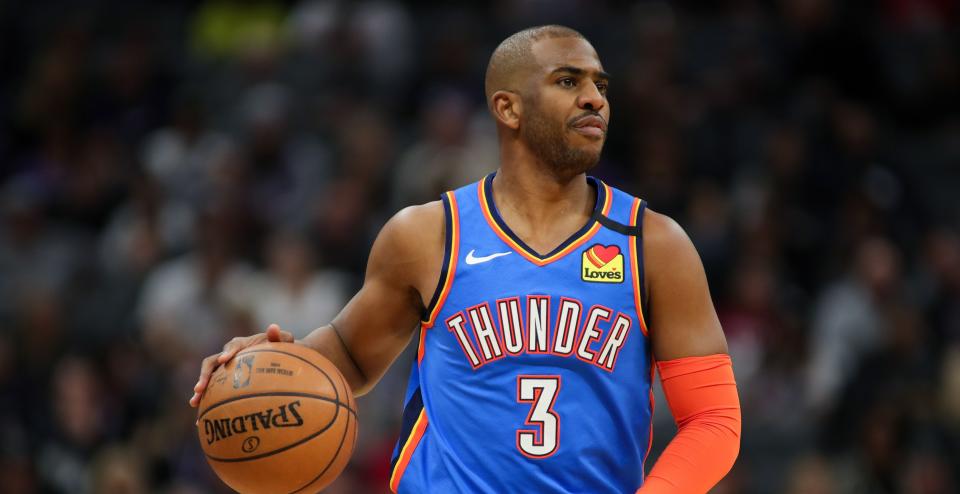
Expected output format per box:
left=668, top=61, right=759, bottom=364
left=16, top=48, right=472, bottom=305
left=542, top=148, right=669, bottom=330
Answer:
left=0, top=0, right=958, bottom=493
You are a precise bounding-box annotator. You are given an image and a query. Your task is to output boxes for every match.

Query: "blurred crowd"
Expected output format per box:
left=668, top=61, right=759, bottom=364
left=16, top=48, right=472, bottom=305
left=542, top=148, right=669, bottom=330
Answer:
left=0, top=1, right=958, bottom=493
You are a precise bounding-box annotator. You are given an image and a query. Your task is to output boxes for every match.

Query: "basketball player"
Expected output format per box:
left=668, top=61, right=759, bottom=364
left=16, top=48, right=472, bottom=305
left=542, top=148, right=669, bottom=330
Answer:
left=191, top=25, right=740, bottom=493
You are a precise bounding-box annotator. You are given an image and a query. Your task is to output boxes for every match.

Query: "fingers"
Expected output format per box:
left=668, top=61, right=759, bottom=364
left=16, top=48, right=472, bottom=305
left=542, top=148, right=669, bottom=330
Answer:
left=217, top=336, right=248, bottom=365
left=191, top=336, right=247, bottom=408
left=190, top=326, right=292, bottom=407
left=190, top=354, right=220, bottom=408
left=266, top=323, right=294, bottom=343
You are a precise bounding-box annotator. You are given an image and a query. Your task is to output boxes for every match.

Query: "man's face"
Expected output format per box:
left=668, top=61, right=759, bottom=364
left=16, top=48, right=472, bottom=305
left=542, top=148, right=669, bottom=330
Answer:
left=520, top=37, right=610, bottom=178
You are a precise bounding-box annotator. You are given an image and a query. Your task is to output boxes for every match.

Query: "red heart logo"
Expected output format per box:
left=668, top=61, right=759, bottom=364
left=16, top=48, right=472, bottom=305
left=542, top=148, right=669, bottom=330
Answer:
left=587, top=244, right=620, bottom=267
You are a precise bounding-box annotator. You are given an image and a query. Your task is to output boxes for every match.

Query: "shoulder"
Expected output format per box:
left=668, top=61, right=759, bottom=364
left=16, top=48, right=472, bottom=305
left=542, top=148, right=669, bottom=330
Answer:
left=390, top=200, right=445, bottom=228
left=380, top=200, right=445, bottom=248
left=367, top=200, right=445, bottom=290
left=643, top=209, right=694, bottom=255
left=364, top=201, right=447, bottom=308
left=641, top=208, right=704, bottom=282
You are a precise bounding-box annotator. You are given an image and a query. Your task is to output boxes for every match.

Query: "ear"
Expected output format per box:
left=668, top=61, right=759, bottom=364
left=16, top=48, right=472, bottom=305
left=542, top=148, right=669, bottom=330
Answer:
left=490, top=90, right=522, bottom=130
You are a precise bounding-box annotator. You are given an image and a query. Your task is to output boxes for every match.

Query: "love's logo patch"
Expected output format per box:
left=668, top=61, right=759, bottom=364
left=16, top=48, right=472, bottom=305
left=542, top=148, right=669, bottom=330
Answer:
left=582, top=244, right=624, bottom=283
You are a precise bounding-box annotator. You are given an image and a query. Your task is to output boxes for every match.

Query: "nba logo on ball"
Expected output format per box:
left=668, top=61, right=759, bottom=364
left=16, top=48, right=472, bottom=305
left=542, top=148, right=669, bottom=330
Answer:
left=582, top=244, right=624, bottom=283
left=233, top=355, right=255, bottom=389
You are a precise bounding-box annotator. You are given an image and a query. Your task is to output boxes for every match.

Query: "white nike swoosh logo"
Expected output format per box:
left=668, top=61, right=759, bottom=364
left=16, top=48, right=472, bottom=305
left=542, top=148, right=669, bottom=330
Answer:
left=465, top=249, right=513, bottom=265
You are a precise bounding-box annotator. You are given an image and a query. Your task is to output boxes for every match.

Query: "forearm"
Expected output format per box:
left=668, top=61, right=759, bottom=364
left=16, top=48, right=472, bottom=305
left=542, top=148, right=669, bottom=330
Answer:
left=299, top=325, right=371, bottom=396
left=638, top=354, right=741, bottom=493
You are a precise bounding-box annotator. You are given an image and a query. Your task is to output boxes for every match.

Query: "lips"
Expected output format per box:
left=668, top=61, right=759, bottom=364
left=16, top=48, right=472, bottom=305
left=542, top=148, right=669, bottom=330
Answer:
left=571, top=114, right=607, bottom=137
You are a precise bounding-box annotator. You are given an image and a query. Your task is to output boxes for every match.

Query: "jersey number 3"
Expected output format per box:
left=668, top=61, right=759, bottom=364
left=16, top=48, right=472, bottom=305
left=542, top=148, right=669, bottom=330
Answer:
left=516, top=375, right=561, bottom=458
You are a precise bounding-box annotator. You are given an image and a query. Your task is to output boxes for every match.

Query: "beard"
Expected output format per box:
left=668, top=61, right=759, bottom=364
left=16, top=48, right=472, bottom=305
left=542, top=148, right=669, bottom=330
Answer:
left=520, top=103, right=604, bottom=179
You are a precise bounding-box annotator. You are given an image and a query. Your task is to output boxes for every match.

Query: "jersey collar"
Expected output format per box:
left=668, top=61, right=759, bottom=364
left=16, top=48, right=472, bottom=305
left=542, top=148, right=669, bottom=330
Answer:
left=478, top=172, right=612, bottom=267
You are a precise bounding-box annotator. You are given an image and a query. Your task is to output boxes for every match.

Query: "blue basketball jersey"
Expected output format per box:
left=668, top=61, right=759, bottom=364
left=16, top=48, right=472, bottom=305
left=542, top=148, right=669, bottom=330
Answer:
left=389, top=173, right=654, bottom=493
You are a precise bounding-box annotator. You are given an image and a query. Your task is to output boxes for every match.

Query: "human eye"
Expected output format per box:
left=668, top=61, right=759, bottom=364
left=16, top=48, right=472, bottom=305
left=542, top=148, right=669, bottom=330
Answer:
left=596, top=81, right=608, bottom=95
left=558, top=77, right=576, bottom=89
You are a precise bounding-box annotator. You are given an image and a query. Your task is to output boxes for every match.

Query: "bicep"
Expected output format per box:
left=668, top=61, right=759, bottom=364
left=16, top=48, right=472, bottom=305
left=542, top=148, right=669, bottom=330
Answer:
left=646, top=212, right=728, bottom=361
left=302, top=204, right=441, bottom=395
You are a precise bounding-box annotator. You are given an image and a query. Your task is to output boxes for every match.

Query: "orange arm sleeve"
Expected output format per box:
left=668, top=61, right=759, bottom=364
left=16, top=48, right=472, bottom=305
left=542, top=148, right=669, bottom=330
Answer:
left=637, top=354, right=741, bottom=494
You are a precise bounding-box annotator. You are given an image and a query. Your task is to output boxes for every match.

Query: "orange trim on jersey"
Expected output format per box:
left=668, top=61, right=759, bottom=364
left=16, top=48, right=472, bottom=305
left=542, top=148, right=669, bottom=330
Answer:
left=478, top=180, right=613, bottom=267
left=389, top=409, right=428, bottom=493
left=628, top=198, right=649, bottom=337
left=419, top=192, right=460, bottom=364
left=416, top=325, right=427, bottom=364
left=422, top=192, right=460, bottom=328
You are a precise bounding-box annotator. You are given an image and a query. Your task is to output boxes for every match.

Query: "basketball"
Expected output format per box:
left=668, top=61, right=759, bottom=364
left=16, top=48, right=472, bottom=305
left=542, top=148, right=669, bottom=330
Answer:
left=196, top=342, right=358, bottom=493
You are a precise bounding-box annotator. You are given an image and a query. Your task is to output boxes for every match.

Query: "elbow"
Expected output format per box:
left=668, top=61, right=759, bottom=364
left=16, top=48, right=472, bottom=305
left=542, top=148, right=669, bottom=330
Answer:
left=352, top=379, right=373, bottom=397
left=712, top=404, right=742, bottom=464
left=705, top=401, right=742, bottom=473
left=685, top=407, right=742, bottom=480
left=718, top=413, right=742, bottom=479
left=345, top=364, right=372, bottom=397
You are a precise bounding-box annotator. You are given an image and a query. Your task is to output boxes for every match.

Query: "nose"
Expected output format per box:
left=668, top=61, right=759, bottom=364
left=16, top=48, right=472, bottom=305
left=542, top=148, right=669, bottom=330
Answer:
left=577, top=83, right=605, bottom=112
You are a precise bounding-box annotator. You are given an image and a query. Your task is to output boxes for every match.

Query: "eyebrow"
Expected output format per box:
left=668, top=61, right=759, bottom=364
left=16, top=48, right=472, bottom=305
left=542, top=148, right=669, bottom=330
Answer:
left=550, top=66, right=611, bottom=81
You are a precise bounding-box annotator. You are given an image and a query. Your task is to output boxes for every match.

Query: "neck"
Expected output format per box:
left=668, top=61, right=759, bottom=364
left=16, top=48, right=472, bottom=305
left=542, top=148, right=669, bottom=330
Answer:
left=493, top=166, right=591, bottom=215
left=494, top=140, right=594, bottom=223
left=491, top=162, right=596, bottom=255
left=500, top=134, right=586, bottom=183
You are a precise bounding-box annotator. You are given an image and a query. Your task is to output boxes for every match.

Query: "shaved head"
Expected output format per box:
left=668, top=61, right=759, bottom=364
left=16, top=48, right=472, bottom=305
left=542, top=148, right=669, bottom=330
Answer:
left=484, top=25, right=609, bottom=179
left=484, top=25, right=587, bottom=105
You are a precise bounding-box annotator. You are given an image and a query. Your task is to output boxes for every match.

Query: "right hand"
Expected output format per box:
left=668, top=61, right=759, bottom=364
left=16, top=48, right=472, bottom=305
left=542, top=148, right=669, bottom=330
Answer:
left=189, top=323, right=294, bottom=408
